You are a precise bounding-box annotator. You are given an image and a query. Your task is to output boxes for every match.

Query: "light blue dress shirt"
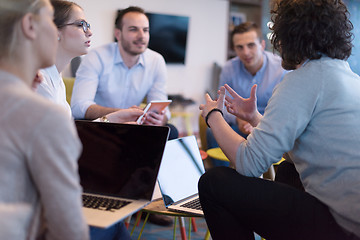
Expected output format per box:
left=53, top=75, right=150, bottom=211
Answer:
left=71, top=42, right=169, bottom=119
left=219, top=51, right=288, bottom=124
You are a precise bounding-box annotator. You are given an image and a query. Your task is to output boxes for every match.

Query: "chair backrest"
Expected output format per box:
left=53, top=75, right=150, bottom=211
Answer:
left=198, top=114, right=207, bottom=150
left=62, top=77, right=75, bottom=104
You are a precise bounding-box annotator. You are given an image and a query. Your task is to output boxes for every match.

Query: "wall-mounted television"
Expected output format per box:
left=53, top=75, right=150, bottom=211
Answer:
left=117, top=10, right=189, bottom=64
left=147, top=12, right=189, bottom=64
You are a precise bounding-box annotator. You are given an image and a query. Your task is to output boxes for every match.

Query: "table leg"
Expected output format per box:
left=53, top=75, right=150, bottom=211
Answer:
left=130, top=211, right=143, bottom=236
left=191, top=217, right=197, bottom=232
left=188, top=217, right=192, bottom=239
left=173, top=216, right=177, bottom=240
left=179, top=216, right=187, bottom=240
left=124, top=215, right=131, bottom=229
left=137, top=212, right=150, bottom=240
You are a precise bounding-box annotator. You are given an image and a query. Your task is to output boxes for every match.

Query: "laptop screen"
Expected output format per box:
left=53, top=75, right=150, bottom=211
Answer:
left=157, top=136, right=205, bottom=206
left=75, top=121, right=169, bottom=201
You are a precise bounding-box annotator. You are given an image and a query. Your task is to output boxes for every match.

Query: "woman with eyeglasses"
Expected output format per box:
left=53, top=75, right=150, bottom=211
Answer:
left=35, top=1, right=134, bottom=239
left=0, top=0, right=89, bottom=239
left=36, top=0, right=143, bottom=123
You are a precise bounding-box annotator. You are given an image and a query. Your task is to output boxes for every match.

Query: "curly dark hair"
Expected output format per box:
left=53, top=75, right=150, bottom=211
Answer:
left=270, top=0, right=353, bottom=70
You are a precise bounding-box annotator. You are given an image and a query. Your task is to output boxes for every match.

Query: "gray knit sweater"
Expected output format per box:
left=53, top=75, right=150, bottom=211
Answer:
left=237, top=57, right=360, bottom=237
left=0, top=70, right=89, bottom=239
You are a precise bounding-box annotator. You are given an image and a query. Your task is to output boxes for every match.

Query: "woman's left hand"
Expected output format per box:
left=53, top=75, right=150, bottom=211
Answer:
left=199, top=86, right=226, bottom=118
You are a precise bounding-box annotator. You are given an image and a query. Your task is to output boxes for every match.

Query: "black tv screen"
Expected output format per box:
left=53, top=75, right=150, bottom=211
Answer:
left=116, top=10, right=189, bottom=64
left=146, top=12, right=189, bottom=64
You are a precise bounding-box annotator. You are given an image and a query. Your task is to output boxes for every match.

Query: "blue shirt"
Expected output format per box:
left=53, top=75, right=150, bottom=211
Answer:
left=219, top=51, right=288, bottom=124
left=71, top=42, right=169, bottom=119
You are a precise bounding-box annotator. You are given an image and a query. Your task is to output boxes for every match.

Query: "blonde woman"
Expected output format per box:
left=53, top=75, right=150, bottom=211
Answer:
left=36, top=1, right=133, bottom=239
left=0, top=0, right=88, bottom=239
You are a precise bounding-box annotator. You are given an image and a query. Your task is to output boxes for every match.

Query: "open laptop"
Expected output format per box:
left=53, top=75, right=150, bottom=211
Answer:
left=75, top=121, right=169, bottom=228
left=157, top=135, right=205, bottom=216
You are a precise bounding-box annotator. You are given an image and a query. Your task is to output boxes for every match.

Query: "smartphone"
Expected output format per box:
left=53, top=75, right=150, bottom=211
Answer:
left=136, top=100, right=172, bottom=124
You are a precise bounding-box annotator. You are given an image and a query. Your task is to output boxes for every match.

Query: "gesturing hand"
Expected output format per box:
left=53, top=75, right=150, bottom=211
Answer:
left=199, top=86, right=226, bottom=119
left=224, top=84, right=259, bottom=123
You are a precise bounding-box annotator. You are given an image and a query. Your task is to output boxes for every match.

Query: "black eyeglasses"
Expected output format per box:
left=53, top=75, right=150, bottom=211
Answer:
left=59, top=20, right=91, bottom=33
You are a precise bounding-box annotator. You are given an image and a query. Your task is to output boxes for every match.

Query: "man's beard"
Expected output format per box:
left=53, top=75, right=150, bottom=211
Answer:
left=121, top=38, right=148, bottom=56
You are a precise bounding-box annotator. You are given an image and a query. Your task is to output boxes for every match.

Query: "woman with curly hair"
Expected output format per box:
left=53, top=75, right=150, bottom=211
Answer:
left=198, top=0, right=360, bottom=239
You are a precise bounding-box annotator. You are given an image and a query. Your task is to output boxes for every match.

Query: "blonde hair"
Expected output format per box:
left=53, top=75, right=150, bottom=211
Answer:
left=0, top=0, right=46, bottom=60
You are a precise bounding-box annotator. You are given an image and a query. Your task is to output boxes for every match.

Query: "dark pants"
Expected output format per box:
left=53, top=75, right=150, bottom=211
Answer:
left=275, top=160, right=304, bottom=191
left=198, top=167, right=359, bottom=240
left=167, top=123, right=179, bottom=140
left=90, top=221, right=131, bottom=240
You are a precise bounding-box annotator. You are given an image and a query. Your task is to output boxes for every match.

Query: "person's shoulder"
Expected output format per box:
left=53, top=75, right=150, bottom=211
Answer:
left=39, top=65, right=57, bottom=84
left=143, top=48, right=166, bottom=63
left=7, top=86, right=72, bottom=131
left=39, top=65, right=55, bottom=76
left=88, top=42, right=117, bottom=58
left=264, top=51, right=282, bottom=62
left=264, top=51, right=286, bottom=71
left=305, top=57, right=355, bottom=78
left=30, top=93, right=70, bottom=120
left=143, top=48, right=163, bottom=58
left=0, top=72, right=68, bottom=122
left=222, top=56, right=240, bottom=70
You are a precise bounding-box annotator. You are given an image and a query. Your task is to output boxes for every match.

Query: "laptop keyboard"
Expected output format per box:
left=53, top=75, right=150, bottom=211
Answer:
left=180, top=198, right=202, bottom=211
left=82, top=195, right=131, bottom=212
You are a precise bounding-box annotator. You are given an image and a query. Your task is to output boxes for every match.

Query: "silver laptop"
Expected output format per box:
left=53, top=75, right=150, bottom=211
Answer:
left=157, top=135, right=205, bottom=216
left=75, top=121, right=169, bottom=228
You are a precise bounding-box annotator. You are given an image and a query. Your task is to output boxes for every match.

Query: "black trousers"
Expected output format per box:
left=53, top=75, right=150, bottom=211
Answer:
left=198, top=167, right=359, bottom=240
left=275, top=160, right=304, bottom=191
left=166, top=123, right=179, bottom=140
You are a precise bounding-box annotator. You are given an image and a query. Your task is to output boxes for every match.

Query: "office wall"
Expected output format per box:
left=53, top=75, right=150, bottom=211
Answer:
left=71, top=0, right=229, bottom=105
left=344, top=0, right=360, bottom=75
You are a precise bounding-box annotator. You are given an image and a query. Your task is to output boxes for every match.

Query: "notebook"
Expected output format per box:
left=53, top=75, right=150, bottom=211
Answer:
left=75, top=121, right=169, bottom=228
left=157, top=135, right=205, bottom=216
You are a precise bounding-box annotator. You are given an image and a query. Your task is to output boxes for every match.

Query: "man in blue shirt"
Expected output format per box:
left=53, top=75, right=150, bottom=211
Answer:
left=207, top=22, right=288, bottom=166
left=71, top=6, right=177, bottom=139
left=71, top=6, right=176, bottom=226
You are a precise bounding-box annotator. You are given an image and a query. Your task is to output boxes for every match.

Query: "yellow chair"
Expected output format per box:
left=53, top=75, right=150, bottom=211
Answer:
left=171, top=111, right=194, bottom=136
left=198, top=115, right=208, bottom=150
left=62, top=77, right=75, bottom=104
left=206, top=147, right=228, bottom=162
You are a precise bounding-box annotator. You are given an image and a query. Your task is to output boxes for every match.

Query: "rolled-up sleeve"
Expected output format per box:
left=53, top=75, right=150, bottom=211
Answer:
left=235, top=71, right=318, bottom=177
left=71, top=51, right=103, bottom=119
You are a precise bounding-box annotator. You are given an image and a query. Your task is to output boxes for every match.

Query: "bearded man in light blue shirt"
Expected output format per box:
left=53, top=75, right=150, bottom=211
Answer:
left=71, top=6, right=175, bottom=136
left=71, top=6, right=176, bottom=227
left=207, top=22, right=288, bottom=166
